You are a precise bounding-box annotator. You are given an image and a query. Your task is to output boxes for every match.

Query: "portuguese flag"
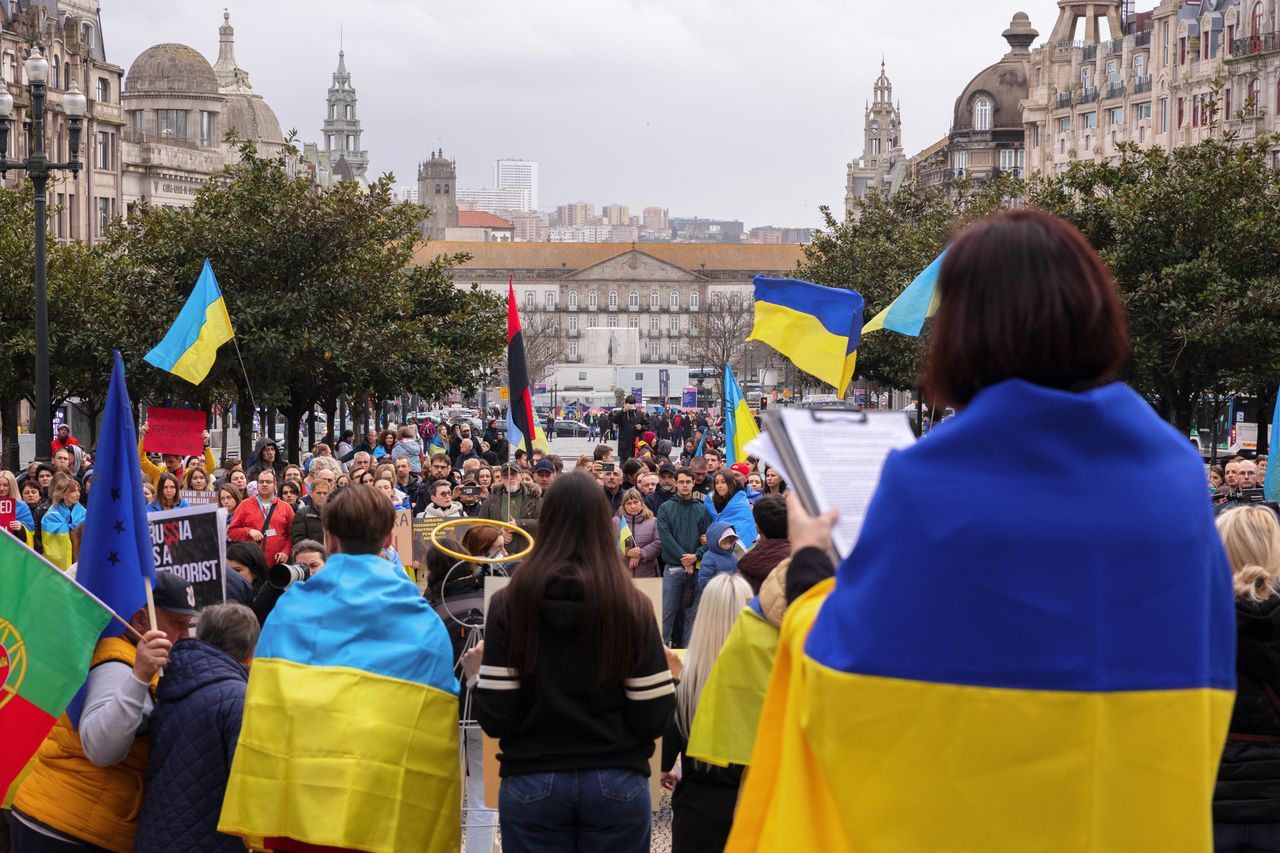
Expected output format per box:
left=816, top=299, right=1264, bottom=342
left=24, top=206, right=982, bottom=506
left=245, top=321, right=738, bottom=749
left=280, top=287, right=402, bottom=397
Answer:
left=0, top=534, right=112, bottom=796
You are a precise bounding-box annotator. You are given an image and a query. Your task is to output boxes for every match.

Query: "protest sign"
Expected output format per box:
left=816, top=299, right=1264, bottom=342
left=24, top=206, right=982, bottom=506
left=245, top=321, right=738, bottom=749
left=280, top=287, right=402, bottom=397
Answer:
left=180, top=489, right=217, bottom=507
left=144, top=407, right=206, bottom=456
left=682, top=387, right=698, bottom=408
left=149, top=504, right=227, bottom=609
left=0, top=498, right=15, bottom=532
left=393, top=509, right=414, bottom=566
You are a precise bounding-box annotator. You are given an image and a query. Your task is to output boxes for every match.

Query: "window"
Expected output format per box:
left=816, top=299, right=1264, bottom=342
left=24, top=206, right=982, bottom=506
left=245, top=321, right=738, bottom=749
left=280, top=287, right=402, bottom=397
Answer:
left=345, top=104, right=353, bottom=119
left=443, top=185, right=449, bottom=195
left=870, top=138, right=881, bottom=155
left=689, top=292, right=699, bottom=310
left=1253, top=2, right=1265, bottom=36
left=1180, top=37, right=1187, bottom=65
left=999, top=148, right=1021, bottom=172
left=578, top=370, right=587, bottom=380
left=973, top=97, right=991, bottom=131
left=953, top=149, right=968, bottom=173
left=524, top=291, right=534, bottom=309
left=156, top=109, right=187, bottom=139
left=346, top=134, right=354, bottom=150
left=1136, top=102, right=1152, bottom=121
left=1177, top=97, right=1185, bottom=127
left=570, top=343, right=578, bottom=358
left=434, top=184, right=441, bottom=194
left=1058, top=116, right=1072, bottom=134
left=50, top=57, right=58, bottom=89
left=200, top=111, right=213, bottom=146
left=1134, top=54, right=1146, bottom=80
left=68, top=193, right=76, bottom=238
left=1082, top=112, right=1098, bottom=129
left=545, top=291, right=556, bottom=309
left=82, top=23, right=93, bottom=54
left=628, top=317, right=638, bottom=328
left=329, top=104, right=335, bottom=119
left=568, top=291, right=578, bottom=309
left=649, top=291, right=659, bottom=310
left=96, top=131, right=109, bottom=169
left=96, top=77, right=109, bottom=103
left=669, top=291, right=679, bottom=309
left=628, top=290, right=639, bottom=308
left=650, top=316, right=659, bottom=332
left=569, top=315, right=578, bottom=331
left=635, top=372, right=644, bottom=381
left=1227, top=25, right=1236, bottom=55
left=608, top=316, right=618, bottom=328
left=588, top=291, right=597, bottom=309
left=1106, top=61, right=1118, bottom=84
left=608, top=291, right=618, bottom=308
left=1249, top=78, right=1263, bottom=115
left=1032, top=123, right=1041, bottom=148
left=670, top=315, right=678, bottom=333
left=1109, top=107, right=1125, bottom=125
left=96, top=197, right=110, bottom=237
left=689, top=318, right=699, bottom=336
left=1081, top=66, right=1091, bottom=89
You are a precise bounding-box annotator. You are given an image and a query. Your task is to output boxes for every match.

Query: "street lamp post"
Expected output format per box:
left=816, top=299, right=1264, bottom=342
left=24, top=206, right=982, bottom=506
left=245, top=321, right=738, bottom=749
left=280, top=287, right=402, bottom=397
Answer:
left=0, top=47, right=86, bottom=461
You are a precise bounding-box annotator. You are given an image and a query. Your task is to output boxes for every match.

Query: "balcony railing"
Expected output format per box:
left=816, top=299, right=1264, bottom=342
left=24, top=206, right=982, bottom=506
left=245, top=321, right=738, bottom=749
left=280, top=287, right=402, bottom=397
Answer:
left=121, top=127, right=213, bottom=150
left=1105, top=81, right=1126, bottom=99
left=565, top=304, right=578, bottom=312
left=1135, top=29, right=1152, bottom=48
left=1134, top=75, right=1152, bottom=93
left=1081, top=86, right=1100, bottom=103
left=1233, top=33, right=1279, bottom=56
left=1056, top=92, right=1075, bottom=108
left=1083, top=43, right=1098, bottom=60
left=567, top=329, right=580, bottom=338
left=628, top=304, right=640, bottom=312
left=1108, top=37, right=1125, bottom=55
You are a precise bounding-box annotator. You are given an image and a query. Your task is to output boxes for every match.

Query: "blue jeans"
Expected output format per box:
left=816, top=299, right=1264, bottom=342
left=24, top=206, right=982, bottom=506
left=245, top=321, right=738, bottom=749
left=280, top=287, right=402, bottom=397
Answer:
left=1215, top=822, right=1280, bottom=852
left=662, top=565, right=698, bottom=647
left=499, top=769, right=651, bottom=853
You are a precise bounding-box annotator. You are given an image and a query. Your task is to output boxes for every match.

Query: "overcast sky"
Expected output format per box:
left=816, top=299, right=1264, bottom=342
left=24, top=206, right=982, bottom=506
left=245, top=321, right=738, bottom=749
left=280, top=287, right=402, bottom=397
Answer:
left=103, top=0, right=1065, bottom=229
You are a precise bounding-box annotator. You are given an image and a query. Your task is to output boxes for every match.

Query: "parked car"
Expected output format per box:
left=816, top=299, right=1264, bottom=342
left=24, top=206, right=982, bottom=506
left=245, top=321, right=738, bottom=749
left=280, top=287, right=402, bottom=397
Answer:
left=551, top=419, right=590, bottom=438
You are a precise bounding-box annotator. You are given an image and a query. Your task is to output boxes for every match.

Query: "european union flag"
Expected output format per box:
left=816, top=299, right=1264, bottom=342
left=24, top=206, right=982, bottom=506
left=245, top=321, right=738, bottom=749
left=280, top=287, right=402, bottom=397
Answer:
left=67, top=352, right=157, bottom=726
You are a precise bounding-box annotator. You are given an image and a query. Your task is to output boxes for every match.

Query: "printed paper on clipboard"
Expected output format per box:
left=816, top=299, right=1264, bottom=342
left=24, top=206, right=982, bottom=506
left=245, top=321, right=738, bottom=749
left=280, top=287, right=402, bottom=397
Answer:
left=746, top=407, right=915, bottom=558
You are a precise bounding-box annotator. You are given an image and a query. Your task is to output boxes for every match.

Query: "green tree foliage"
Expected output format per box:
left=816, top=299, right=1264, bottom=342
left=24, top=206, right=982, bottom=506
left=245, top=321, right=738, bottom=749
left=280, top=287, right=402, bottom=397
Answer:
left=1028, top=135, right=1280, bottom=433
left=794, top=173, right=1023, bottom=394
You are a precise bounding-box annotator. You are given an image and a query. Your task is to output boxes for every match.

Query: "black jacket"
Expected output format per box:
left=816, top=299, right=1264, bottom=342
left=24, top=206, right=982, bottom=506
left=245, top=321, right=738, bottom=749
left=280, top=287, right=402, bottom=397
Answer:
left=134, top=640, right=248, bottom=853
left=290, top=502, right=324, bottom=547
left=474, top=578, right=675, bottom=778
left=616, top=409, right=644, bottom=460
left=1216, top=595, right=1280, bottom=823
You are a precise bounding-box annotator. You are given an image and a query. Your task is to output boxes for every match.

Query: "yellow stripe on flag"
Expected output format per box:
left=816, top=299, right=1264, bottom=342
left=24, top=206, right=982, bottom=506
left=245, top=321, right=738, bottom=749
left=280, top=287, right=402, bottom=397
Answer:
left=170, top=296, right=234, bottom=386
left=748, top=302, right=856, bottom=397
left=686, top=606, right=779, bottom=768
left=218, top=657, right=460, bottom=853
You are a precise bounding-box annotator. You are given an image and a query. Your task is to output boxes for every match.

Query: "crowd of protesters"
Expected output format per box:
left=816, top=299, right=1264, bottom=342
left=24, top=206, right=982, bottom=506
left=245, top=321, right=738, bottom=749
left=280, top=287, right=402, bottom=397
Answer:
left=7, top=209, right=1280, bottom=853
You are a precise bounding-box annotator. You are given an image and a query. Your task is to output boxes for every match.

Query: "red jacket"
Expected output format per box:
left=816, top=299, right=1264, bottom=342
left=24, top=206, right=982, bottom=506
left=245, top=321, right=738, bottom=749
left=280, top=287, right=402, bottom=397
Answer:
left=51, top=435, right=79, bottom=455
left=227, top=496, right=295, bottom=565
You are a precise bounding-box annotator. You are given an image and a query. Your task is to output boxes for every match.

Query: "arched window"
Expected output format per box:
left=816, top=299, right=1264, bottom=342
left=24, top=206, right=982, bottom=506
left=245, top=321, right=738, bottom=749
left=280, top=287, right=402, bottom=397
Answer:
left=1253, top=1, right=1265, bottom=36
left=345, top=104, right=353, bottom=119
left=974, top=96, right=991, bottom=131
left=443, top=185, right=449, bottom=195
left=51, top=57, right=59, bottom=89
left=435, top=184, right=442, bottom=194
left=82, top=23, right=93, bottom=51
left=524, top=291, right=534, bottom=309
left=608, top=290, right=618, bottom=308
left=628, top=290, right=639, bottom=308
left=588, top=291, right=598, bottom=309
left=650, top=291, right=659, bottom=310
left=1250, top=77, right=1263, bottom=114
left=97, top=78, right=110, bottom=103
left=690, top=292, right=700, bottom=310
left=669, top=290, right=679, bottom=309
left=568, top=291, right=578, bottom=309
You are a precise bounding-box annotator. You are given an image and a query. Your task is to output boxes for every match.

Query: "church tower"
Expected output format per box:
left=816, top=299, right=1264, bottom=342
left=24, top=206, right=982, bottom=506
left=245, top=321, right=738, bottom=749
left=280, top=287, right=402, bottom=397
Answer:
left=845, top=61, right=905, bottom=217
left=323, top=50, right=369, bottom=182
left=417, top=149, right=458, bottom=240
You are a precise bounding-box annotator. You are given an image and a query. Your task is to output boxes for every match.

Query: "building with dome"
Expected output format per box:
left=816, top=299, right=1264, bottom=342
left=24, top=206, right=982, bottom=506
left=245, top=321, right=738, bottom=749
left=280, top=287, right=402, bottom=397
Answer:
left=844, top=62, right=908, bottom=217
left=121, top=11, right=287, bottom=213
left=0, top=0, right=125, bottom=244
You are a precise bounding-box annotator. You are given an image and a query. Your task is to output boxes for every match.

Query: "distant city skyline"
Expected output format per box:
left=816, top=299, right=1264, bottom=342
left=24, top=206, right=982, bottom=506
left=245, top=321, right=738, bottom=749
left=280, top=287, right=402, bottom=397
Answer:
left=103, top=0, right=1068, bottom=227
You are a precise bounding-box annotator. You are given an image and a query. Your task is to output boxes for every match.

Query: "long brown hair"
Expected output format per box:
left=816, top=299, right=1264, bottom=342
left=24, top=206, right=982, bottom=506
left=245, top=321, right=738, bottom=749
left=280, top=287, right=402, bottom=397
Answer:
left=502, top=470, right=650, bottom=686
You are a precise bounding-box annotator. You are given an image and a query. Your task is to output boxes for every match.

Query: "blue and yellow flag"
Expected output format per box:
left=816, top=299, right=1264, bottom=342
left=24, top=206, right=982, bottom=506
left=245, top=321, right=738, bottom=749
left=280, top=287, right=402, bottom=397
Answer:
left=723, top=364, right=759, bottom=465
left=218, top=551, right=460, bottom=853
left=726, top=379, right=1236, bottom=853
left=1266, top=384, right=1280, bottom=502
left=747, top=277, right=863, bottom=397
left=862, top=249, right=945, bottom=337
left=144, top=259, right=234, bottom=385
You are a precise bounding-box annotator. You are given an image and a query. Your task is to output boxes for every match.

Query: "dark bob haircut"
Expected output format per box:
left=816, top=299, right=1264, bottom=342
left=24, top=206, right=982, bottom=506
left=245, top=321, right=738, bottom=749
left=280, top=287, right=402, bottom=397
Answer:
left=923, top=209, right=1128, bottom=408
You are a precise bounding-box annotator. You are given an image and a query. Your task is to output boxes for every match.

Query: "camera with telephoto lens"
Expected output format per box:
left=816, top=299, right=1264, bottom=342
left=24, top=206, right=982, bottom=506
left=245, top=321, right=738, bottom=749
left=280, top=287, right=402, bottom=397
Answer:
left=268, top=562, right=311, bottom=590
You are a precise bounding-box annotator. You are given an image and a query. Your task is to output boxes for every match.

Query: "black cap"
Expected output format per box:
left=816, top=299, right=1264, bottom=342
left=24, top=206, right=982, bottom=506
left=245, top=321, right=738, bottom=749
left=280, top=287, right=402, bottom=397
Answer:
left=533, top=460, right=555, bottom=474
left=153, top=570, right=198, bottom=616
left=659, top=462, right=677, bottom=475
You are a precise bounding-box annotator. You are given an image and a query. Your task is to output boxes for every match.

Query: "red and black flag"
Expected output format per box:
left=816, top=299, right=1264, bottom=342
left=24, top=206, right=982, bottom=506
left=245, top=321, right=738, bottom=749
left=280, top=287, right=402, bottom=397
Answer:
left=506, top=277, right=537, bottom=457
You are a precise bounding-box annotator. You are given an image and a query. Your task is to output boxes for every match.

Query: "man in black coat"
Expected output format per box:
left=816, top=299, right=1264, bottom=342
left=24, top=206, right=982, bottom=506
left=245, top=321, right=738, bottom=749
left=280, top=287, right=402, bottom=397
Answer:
left=615, top=396, right=644, bottom=462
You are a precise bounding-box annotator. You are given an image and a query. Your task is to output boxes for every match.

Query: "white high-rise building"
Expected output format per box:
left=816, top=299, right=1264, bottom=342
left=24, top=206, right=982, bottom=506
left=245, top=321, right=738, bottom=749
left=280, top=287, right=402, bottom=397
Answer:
left=492, top=158, right=538, bottom=211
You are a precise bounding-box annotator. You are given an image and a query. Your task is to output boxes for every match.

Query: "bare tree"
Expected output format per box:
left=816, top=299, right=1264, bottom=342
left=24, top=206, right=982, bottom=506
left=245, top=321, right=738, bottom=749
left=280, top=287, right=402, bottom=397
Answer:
left=510, top=312, right=562, bottom=386
left=683, top=293, right=754, bottom=400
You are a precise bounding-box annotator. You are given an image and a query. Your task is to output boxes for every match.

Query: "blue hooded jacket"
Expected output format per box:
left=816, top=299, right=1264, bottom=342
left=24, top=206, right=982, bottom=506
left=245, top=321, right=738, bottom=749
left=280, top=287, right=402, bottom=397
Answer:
left=704, top=489, right=758, bottom=549
left=133, top=639, right=249, bottom=853
left=698, top=520, right=741, bottom=589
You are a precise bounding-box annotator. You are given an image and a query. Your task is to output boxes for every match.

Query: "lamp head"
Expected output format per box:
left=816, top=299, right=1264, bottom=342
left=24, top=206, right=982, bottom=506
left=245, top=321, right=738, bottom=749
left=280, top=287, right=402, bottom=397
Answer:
left=0, top=89, right=12, bottom=119
left=62, top=81, right=86, bottom=118
left=24, top=47, right=48, bottom=85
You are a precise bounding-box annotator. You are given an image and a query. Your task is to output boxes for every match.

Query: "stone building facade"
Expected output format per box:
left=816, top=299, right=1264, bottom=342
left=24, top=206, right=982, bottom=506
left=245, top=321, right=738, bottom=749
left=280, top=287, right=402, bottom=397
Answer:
left=0, top=0, right=124, bottom=244
left=417, top=149, right=458, bottom=240
left=413, top=242, right=805, bottom=372
left=845, top=62, right=907, bottom=216
left=1022, top=0, right=1280, bottom=178
left=321, top=51, right=368, bottom=183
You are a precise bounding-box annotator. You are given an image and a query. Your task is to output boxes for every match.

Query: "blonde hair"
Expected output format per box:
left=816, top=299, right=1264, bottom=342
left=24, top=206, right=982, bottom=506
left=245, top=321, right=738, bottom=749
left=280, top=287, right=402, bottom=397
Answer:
left=1216, top=505, right=1280, bottom=602
left=0, top=470, right=19, bottom=501
left=618, top=488, right=653, bottom=520
left=48, top=473, right=80, bottom=505
left=675, top=572, right=752, bottom=738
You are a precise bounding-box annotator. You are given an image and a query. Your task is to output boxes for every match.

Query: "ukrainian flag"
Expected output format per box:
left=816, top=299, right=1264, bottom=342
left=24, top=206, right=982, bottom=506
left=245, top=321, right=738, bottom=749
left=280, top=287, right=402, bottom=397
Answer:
left=747, top=277, right=863, bottom=397
left=144, top=259, right=235, bottom=385
left=726, top=380, right=1236, bottom=853
left=219, top=551, right=460, bottom=853
left=723, top=364, right=759, bottom=465
left=686, top=599, right=779, bottom=768
left=862, top=249, right=945, bottom=336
